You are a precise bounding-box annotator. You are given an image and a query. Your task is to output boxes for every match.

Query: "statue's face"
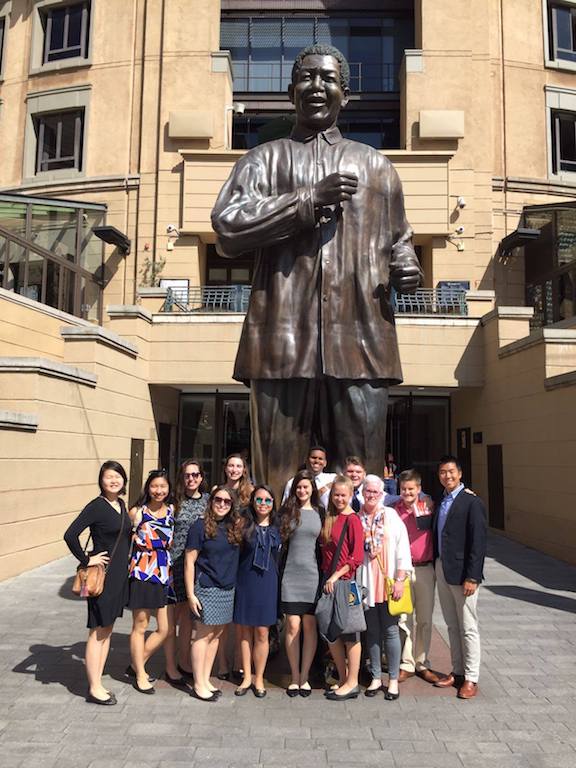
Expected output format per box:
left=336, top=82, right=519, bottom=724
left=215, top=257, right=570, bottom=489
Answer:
left=289, top=54, right=349, bottom=131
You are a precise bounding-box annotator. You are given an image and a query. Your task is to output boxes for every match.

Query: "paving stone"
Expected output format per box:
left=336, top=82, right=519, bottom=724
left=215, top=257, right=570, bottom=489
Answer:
left=0, top=535, right=575, bottom=768
left=193, top=746, right=261, bottom=764
left=260, top=748, right=327, bottom=764
left=391, top=754, right=464, bottom=767
left=326, top=749, right=395, bottom=765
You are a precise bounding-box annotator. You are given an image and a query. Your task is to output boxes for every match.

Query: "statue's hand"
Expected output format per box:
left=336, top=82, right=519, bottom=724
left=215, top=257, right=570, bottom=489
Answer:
left=390, top=262, right=421, bottom=294
left=313, top=172, right=359, bottom=206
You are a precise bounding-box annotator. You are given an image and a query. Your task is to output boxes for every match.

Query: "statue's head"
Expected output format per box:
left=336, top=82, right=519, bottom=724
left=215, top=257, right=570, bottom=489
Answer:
left=289, top=44, right=350, bottom=132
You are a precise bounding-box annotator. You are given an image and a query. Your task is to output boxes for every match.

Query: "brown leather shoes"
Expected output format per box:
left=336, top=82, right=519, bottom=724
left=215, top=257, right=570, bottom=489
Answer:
left=398, top=669, right=415, bottom=682
left=433, top=673, right=464, bottom=688
left=416, top=668, right=442, bottom=684
left=457, top=680, right=478, bottom=699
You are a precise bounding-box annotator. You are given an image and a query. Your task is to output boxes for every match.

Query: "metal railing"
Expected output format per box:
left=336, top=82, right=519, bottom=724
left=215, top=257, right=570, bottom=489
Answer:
left=162, top=285, right=251, bottom=313
left=394, top=288, right=468, bottom=316
left=231, top=61, right=399, bottom=93
left=161, top=285, right=468, bottom=316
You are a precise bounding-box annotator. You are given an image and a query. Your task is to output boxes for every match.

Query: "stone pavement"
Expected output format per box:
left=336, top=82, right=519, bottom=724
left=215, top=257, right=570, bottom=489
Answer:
left=1, top=531, right=575, bottom=768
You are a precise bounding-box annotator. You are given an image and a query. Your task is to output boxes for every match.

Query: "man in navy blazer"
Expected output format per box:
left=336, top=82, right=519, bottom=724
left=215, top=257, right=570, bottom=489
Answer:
left=432, top=455, right=487, bottom=699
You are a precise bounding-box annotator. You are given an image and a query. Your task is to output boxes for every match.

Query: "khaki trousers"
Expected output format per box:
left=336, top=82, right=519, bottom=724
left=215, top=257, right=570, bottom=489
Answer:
left=435, top=560, right=481, bottom=683
left=399, top=563, right=436, bottom=672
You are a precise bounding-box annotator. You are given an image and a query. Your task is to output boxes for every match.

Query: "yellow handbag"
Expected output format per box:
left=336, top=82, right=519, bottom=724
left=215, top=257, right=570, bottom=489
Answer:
left=385, top=577, right=413, bottom=616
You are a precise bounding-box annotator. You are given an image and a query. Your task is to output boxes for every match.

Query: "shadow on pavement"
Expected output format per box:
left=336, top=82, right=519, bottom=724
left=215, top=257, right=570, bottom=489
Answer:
left=58, top=574, right=84, bottom=602
left=11, top=633, right=132, bottom=698
left=487, top=531, right=576, bottom=592
left=484, top=584, right=576, bottom=614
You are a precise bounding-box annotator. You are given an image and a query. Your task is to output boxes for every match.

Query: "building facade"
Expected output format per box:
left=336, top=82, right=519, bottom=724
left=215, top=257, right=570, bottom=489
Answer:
left=1, top=0, right=575, bottom=580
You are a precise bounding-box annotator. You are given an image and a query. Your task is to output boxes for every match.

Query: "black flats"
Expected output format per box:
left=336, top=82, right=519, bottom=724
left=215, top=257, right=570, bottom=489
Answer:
left=325, top=686, right=361, bottom=701
left=234, top=685, right=252, bottom=697
left=177, top=664, right=194, bottom=681
left=132, top=681, right=155, bottom=695
left=86, top=692, right=116, bottom=706
left=190, top=688, right=219, bottom=703
left=164, top=673, right=190, bottom=690
left=125, top=665, right=155, bottom=683
left=286, top=684, right=300, bottom=698
left=253, top=688, right=267, bottom=699
left=364, top=684, right=384, bottom=698
left=384, top=689, right=400, bottom=701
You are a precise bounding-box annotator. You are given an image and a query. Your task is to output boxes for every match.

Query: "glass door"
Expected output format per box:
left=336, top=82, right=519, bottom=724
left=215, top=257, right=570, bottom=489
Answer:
left=178, top=393, right=250, bottom=487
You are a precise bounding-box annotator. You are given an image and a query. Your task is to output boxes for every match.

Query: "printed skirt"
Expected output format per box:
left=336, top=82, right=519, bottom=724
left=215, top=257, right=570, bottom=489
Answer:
left=195, top=582, right=235, bottom=625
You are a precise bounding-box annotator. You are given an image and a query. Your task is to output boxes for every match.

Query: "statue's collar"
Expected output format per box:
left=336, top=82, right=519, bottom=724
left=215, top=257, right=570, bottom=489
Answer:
left=290, top=125, right=343, bottom=145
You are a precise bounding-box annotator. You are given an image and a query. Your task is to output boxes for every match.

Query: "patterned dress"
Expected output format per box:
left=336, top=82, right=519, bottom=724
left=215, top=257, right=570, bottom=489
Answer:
left=128, top=505, right=175, bottom=610
left=169, top=493, right=208, bottom=603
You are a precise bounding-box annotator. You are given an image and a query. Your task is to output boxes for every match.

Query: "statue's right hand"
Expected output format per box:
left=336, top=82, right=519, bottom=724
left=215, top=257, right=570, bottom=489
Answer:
left=314, top=172, right=359, bottom=206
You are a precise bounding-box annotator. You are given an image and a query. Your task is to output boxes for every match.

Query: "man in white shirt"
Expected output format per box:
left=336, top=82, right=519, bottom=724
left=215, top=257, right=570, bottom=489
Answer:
left=282, top=446, right=336, bottom=505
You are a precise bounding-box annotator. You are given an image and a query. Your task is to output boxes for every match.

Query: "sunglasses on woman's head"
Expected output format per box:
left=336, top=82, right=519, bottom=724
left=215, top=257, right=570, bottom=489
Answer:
left=255, top=497, right=273, bottom=505
left=213, top=496, right=232, bottom=507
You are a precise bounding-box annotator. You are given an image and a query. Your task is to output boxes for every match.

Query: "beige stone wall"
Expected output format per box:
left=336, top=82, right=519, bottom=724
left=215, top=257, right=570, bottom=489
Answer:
left=0, top=306, right=179, bottom=582
left=452, top=312, right=576, bottom=564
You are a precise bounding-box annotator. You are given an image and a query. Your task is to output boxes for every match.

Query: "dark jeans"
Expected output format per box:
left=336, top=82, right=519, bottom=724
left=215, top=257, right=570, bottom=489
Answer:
left=249, top=377, right=389, bottom=496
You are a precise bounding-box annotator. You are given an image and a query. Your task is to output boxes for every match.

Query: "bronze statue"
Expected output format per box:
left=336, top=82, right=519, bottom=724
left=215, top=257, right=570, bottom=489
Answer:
left=212, top=44, right=422, bottom=495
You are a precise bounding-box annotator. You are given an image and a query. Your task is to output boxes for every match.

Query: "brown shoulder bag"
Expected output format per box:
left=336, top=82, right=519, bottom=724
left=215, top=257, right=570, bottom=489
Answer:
left=72, top=506, right=126, bottom=599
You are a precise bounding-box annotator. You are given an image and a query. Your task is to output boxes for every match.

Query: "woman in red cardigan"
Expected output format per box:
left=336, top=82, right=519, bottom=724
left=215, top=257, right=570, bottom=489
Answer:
left=320, top=475, right=365, bottom=701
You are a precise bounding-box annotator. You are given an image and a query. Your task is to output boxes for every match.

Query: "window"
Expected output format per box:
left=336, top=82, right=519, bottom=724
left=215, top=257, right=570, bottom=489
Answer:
left=34, top=109, right=84, bottom=173
left=221, top=15, right=413, bottom=93
left=551, top=110, right=576, bottom=173
left=0, top=18, right=5, bottom=75
left=206, top=245, right=253, bottom=285
left=41, top=1, right=90, bottom=63
left=0, top=194, right=105, bottom=321
left=222, top=11, right=411, bottom=151
left=548, top=2, right=576, bottom=64
left=30, top=0, right=92, bottom=73
left=0, top=0, right=9, bottom=79
left=232, top=110, right=400, bottom=150
left=24, top=85, right=90, bottom=181
left=522, top=203, right=576, bottom=327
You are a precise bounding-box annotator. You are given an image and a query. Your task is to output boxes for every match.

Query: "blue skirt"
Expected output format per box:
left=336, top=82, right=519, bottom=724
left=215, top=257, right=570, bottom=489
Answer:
left=195, top=582, right=235, bottom=625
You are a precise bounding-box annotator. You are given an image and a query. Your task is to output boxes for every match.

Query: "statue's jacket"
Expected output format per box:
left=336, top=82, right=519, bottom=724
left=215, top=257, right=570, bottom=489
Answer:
left=211, top=125, right=420, bottom=385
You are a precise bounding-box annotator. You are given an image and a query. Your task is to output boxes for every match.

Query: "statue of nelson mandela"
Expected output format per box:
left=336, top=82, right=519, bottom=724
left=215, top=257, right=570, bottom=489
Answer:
left=212, top=44, right=422, bottom=494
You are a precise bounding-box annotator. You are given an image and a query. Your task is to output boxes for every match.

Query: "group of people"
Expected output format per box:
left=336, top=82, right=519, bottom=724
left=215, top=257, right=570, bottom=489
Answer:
left=64, top=447, right=487, bottom=706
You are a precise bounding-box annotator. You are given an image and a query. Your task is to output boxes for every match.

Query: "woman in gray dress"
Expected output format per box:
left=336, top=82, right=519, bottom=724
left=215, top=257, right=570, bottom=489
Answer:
left=279, top=470, right=325, bottom=697
left=164, top=459, right=208, bottom=687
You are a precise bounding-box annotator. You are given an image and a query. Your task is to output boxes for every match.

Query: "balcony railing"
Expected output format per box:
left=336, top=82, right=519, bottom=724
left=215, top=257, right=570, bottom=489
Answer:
left=394, top=288, right=468, bottom=316
left=230, top=61, right=400, bottom=93
left=162, top=285, right=251, bottom=313
left=161, top=286, right=468, bottom=316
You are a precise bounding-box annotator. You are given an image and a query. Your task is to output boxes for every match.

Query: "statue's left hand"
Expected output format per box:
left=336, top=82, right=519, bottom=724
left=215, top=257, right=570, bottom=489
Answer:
left=390, top=263, right=421, bottom=294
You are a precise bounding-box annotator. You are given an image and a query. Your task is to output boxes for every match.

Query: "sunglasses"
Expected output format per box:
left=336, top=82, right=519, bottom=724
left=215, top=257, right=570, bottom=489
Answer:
left=213, top=496, right=233, bottom=507
left=255, top=497, right=273, bottom=506
left=184, top=472, right=201, bottom=479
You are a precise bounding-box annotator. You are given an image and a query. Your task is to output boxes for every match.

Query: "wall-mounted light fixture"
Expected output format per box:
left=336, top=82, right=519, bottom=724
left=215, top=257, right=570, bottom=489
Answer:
left=93, top=226, right=131, bottom=255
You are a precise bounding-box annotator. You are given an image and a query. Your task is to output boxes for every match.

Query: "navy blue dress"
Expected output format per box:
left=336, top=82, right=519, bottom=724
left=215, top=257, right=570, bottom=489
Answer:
left=233, top=524, right=281, bottom=627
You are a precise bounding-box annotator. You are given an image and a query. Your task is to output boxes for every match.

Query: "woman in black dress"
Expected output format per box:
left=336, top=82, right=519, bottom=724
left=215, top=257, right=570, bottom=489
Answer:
left=64, top=461, right=132, bottom=705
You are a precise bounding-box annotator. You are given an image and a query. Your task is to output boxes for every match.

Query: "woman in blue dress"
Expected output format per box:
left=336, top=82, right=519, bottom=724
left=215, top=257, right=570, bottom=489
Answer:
left=233, top=485, right=281, bottom=698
